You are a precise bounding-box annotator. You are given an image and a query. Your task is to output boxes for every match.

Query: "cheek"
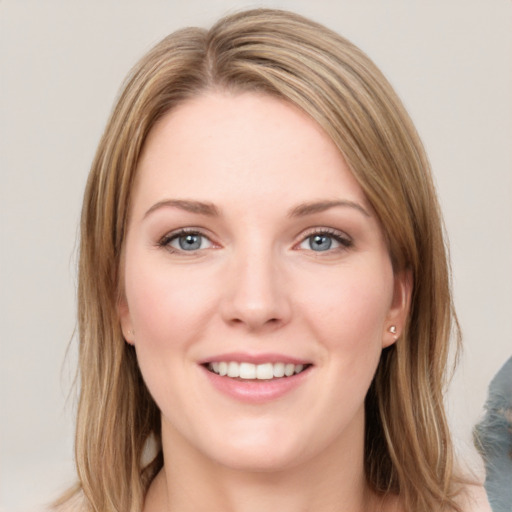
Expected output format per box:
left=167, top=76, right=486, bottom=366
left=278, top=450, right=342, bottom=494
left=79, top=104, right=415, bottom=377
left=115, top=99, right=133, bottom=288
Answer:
left=124, top=255, right=218, bottom=348
left=296, top=258, right=394, bottom=397
left=122, top=254, right=219, bottom=412
left=301, top=264, right=393, bottom=346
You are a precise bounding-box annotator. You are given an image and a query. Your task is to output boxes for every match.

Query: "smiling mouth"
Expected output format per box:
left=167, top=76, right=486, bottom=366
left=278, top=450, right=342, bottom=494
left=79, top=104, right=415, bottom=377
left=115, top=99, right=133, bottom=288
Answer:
left=205, top=361, right=311, bottom=380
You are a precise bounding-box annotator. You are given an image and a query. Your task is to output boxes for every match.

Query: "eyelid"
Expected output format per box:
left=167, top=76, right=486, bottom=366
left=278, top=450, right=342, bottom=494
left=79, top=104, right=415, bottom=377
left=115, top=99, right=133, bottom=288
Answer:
left=158, top=227, right=217, bottom=252
left=295, top=227, right=353, bottom=250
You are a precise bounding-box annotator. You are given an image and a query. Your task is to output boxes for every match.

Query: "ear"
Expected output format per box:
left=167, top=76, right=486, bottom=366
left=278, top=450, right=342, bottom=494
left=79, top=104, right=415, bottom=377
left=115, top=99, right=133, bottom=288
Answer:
left=118, top=295, right=135, bottom=345
left=383, top=269, right=413, bottom=348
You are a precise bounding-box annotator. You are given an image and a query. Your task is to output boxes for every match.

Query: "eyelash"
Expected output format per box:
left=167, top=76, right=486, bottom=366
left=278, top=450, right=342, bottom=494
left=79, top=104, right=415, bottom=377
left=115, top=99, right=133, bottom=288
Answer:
left=157, top=227, right=353, bottom=254
left=298, top=228, right=353, bottom=252
left=158, top=228, right=211, bottom=253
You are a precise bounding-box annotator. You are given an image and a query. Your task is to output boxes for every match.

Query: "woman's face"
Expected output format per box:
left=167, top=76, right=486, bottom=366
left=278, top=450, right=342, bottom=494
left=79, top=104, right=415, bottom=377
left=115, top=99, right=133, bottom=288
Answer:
left=119, top=92, right=409, bottom=472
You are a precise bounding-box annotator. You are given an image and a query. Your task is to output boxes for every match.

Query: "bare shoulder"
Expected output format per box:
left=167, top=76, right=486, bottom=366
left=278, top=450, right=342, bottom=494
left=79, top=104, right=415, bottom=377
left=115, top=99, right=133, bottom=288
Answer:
left=455, top=484, right=492, bottom=512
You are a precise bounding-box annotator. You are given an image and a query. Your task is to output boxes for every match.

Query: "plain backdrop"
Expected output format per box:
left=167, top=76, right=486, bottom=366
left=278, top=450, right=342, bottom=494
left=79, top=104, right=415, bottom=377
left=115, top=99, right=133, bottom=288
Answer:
left=1, top=1, right=511, bottom=510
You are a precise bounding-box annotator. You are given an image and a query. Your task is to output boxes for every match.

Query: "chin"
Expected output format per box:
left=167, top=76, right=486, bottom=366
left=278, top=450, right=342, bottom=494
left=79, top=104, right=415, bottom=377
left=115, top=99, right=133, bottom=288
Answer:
left=196, top=423, right=319, bottom=474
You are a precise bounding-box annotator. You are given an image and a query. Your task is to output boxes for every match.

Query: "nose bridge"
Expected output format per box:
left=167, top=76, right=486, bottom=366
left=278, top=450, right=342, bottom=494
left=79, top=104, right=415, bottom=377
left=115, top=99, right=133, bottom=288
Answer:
left=221, top=239, right=290, bottom=329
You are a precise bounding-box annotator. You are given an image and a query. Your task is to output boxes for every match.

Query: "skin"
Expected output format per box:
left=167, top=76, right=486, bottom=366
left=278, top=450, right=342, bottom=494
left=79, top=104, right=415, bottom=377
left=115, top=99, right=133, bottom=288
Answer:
left=118, top=91, right=411, bottom=512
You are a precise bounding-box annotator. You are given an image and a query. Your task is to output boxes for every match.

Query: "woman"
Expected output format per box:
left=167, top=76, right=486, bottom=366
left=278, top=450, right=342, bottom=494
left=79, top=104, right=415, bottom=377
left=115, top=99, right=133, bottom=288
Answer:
left=55, top=8, right=489, bottom=512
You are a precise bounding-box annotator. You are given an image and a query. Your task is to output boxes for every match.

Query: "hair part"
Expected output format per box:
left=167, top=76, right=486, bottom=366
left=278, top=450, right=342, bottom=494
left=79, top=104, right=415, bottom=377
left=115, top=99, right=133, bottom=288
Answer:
left=58, top=8, right=462, bottom=512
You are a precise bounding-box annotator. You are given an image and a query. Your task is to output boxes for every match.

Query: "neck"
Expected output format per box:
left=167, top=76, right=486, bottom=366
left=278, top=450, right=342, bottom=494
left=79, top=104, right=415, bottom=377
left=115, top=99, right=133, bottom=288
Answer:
left=144, top=412, right=384, bottom=512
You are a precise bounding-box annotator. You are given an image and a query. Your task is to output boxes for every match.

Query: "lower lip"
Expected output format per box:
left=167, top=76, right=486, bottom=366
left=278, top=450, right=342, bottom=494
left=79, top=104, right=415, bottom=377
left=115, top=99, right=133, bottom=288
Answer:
left=200, top=365, right=312, bottom=403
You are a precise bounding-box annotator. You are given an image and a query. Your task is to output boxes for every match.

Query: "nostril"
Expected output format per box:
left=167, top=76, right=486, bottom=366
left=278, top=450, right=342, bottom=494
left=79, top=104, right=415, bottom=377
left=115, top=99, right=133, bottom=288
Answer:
left=227, top=314, right=283, bottom=329
left=219, top=281, right=292, bottom=330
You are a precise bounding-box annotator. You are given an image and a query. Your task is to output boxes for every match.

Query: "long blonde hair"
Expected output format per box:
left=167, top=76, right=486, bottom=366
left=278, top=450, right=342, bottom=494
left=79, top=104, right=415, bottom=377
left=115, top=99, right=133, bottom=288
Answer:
left=58, top=8, right=462, bottom=512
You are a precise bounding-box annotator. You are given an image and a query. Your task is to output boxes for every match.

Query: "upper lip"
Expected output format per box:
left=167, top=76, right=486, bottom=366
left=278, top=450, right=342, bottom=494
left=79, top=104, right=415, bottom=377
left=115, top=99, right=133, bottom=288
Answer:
left=198, top=352, right=312, bottom=365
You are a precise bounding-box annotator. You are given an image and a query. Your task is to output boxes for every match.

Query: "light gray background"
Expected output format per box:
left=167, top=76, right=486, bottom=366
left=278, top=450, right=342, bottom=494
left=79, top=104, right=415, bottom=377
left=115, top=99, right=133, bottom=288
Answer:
left=1, top=1, right=511, bottom=510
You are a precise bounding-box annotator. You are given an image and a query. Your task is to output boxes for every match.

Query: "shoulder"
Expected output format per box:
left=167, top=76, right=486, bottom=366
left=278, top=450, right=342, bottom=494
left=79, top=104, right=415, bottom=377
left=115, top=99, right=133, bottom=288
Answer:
left=455, top=484, right=492, bottom=512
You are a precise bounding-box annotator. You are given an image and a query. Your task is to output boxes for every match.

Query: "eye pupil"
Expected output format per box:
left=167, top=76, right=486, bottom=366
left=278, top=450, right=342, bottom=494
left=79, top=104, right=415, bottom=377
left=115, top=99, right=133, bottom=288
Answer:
left=310, top=234, right=332, bottom=251
left=179, top=234, right=201, bottom=250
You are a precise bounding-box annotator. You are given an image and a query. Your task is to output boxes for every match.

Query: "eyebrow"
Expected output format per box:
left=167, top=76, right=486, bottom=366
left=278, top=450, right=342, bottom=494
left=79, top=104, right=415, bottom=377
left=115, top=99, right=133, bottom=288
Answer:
left=144, top=199, right=220, bottom=219
left=143, top=198, right=370, bottom=220
left=288, top=200, right=370, bottom=218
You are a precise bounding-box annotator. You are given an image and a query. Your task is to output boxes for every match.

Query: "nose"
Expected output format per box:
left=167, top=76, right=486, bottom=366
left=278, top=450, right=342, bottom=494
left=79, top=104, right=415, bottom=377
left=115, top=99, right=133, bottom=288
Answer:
left=220, top=246, right=292, bottom=331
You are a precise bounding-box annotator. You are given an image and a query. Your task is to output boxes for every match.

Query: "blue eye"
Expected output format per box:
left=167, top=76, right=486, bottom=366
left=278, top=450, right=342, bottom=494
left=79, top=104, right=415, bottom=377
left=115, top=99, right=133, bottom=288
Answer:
left=160, top=231, right=212, bottom=252
left=298, top=230, right=351, bottom=252
left=308, top=234, right=334, bottom=251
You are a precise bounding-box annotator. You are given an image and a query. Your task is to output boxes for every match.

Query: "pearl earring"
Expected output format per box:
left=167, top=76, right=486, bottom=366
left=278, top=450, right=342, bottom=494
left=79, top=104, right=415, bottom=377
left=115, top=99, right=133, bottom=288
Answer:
left=389, top=325, right=397, bottom=334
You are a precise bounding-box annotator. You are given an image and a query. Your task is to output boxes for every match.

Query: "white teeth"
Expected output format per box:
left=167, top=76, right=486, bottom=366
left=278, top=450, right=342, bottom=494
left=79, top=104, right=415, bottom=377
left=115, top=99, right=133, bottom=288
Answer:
left=239, top=362, right=256, bottom=379
left=227, top=361, right=239, bottom=378
left=273, top=362, right=285, bottom=378
left=284, top=363, right=295, bottom=377
left=207, top=361, right=308, bottom=380
left=256, top=363, right=273, bottom=380
left=218, top=361, right=228, bottom=376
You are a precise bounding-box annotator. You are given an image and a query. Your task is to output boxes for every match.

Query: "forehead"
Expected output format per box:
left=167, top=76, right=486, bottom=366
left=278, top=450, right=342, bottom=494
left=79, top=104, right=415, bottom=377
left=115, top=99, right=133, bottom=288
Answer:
left=133, top=91, right=370, bottom=216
